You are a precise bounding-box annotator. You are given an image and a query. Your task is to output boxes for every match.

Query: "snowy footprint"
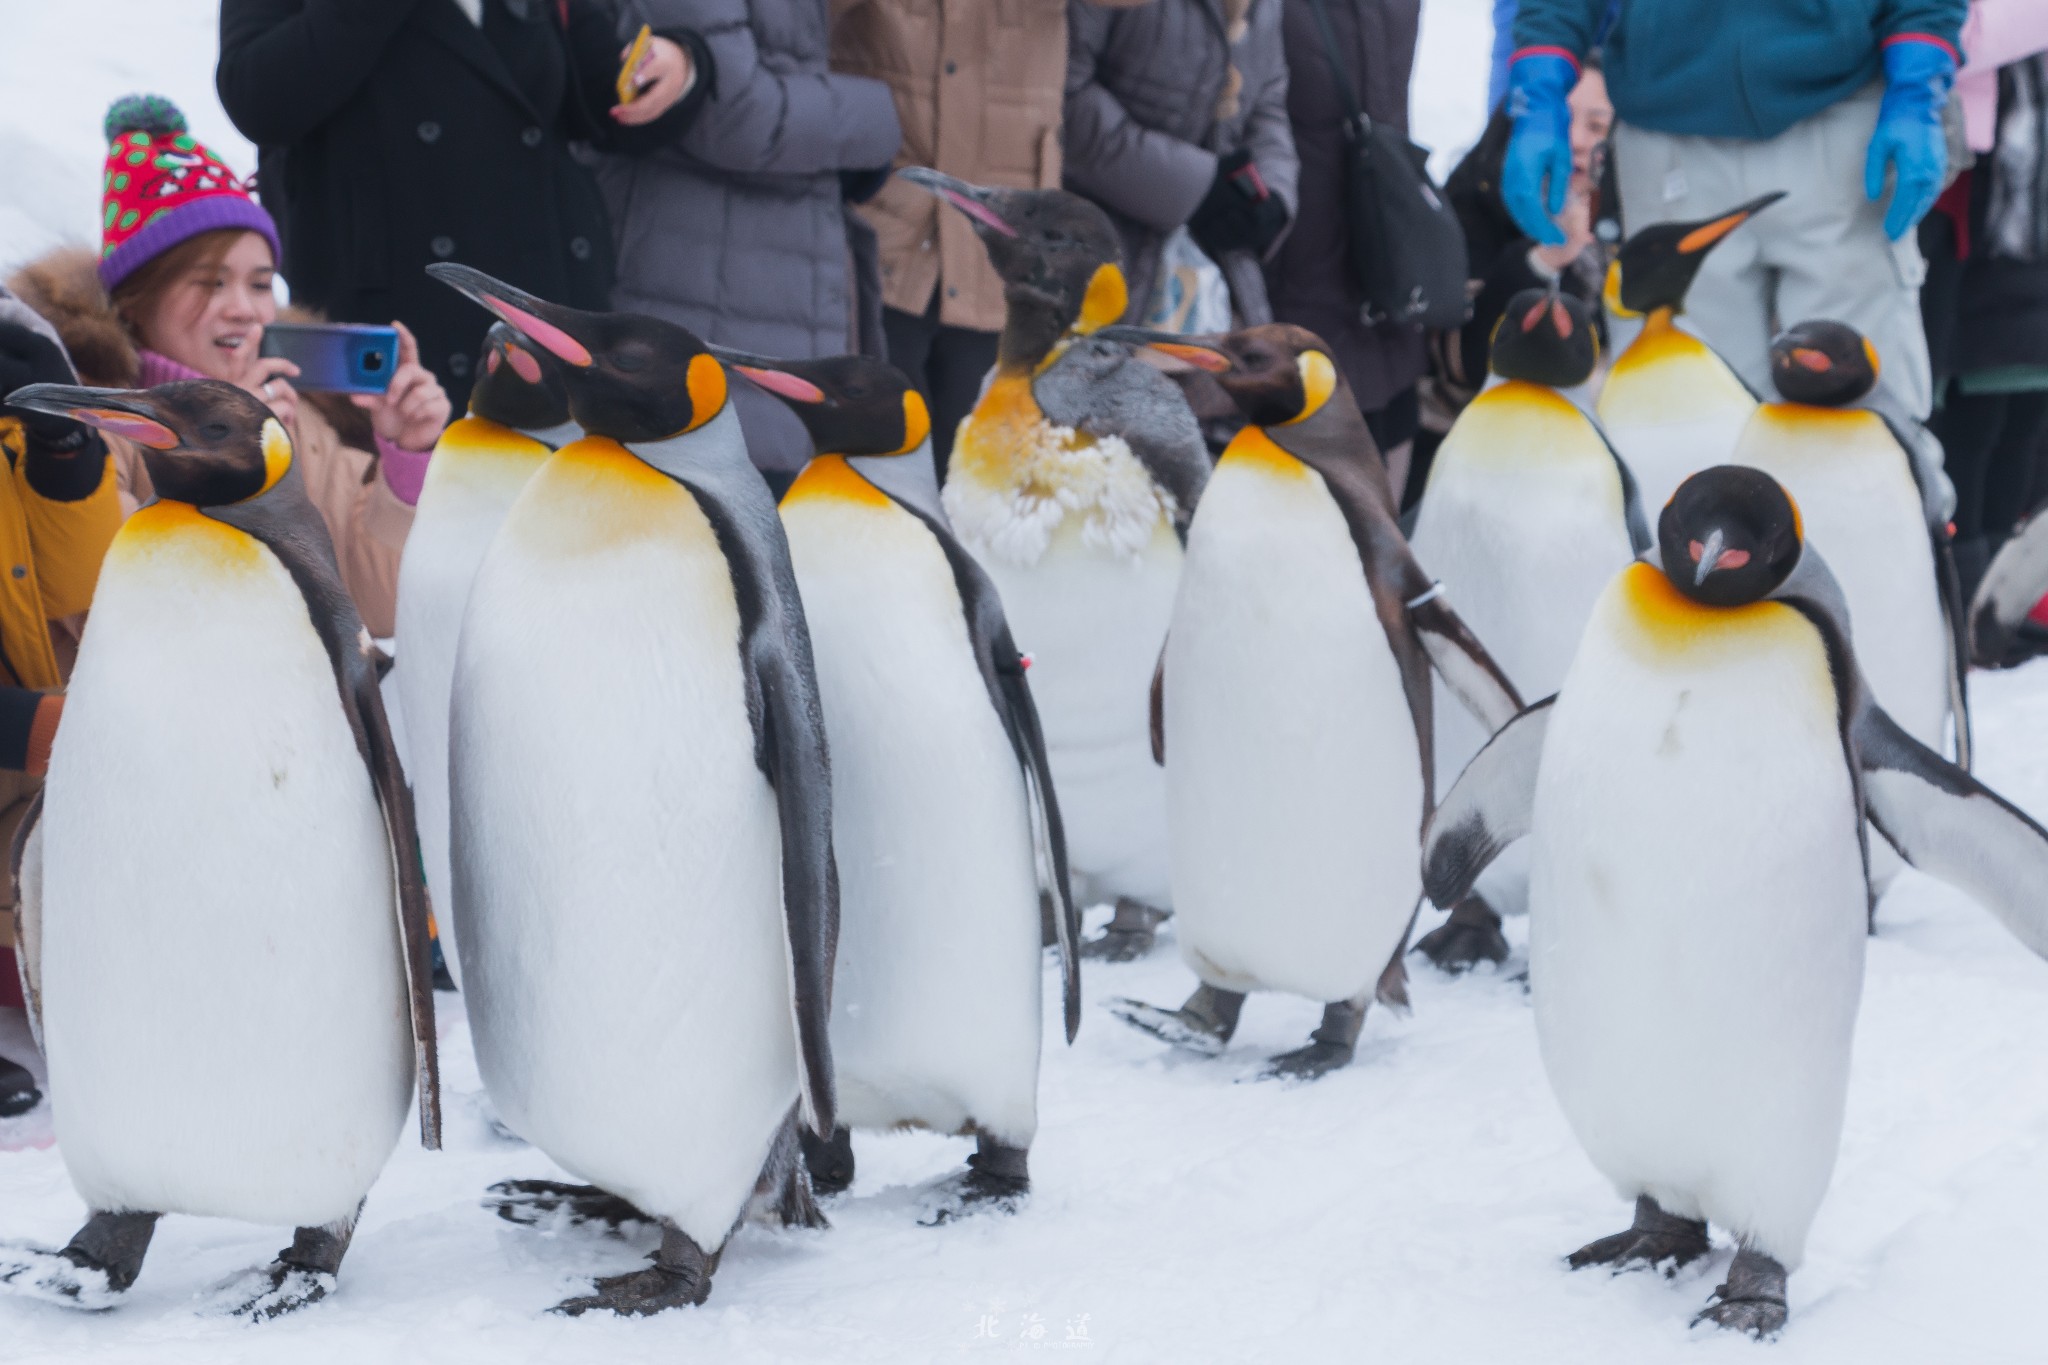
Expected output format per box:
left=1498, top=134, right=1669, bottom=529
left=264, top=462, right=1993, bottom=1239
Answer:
left=0, top=1244, right=123, bottom=1310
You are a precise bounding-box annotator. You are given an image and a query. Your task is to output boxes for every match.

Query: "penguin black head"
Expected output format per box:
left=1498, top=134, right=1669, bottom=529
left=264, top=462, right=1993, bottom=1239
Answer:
left=8, top=379, right=288, bottom=506
left=470, top=321, right=572, bottom=432
left=1657, top=466, right=1803, bottom=607
left=1614, top=192, right=1783, bottom=316
left=1490, top=288, right=1599, bottom=387
left=899, top=168, right=1128, bottom=360
left=428, top=264, right=726, bottom=443
left=1097, top=322, right=1348, bottom=430
left=708, top=347, right=930, bottom=458
left=1769, top=320, right=1879, bottom=408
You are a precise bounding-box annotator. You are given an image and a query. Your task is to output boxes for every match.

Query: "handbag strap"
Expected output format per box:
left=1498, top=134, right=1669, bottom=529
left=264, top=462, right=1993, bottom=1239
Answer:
left=1303, top=0, right=1371, bottom=137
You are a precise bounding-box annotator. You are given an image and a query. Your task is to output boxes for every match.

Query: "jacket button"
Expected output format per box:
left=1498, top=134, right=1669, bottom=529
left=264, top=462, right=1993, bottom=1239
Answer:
left=9, top=566, right=23, bottom=581
left=569, top=236, right=592, bottom=260
left=522, top=126, right=543, bottom=148
left=944, top=60, right=957, bottom=75
left=946, top=285, right=958, bottom=298
left=431, top=235, right=455, bottom=258
left=417, top=120, right=441, bottom=143
left=449, top=353, right=471, bottom=378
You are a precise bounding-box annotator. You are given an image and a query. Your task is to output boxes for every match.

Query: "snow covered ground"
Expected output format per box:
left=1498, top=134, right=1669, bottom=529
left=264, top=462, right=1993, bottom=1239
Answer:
left=9, top=0, right=2048, bottom=1361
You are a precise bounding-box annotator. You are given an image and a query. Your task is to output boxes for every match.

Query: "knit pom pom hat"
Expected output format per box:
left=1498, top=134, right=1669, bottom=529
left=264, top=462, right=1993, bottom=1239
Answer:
left=97, top=94, right=280, bottom=292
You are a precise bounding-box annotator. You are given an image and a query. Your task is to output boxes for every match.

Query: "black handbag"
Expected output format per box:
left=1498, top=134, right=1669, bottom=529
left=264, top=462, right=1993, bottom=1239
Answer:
left=1303, top=0, right=1470, bottom=328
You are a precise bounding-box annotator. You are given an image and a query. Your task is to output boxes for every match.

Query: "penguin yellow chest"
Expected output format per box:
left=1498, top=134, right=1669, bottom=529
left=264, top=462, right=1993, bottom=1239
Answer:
left=1164, top=429, right=1424, bottom=1003
left=43, top=500, right=409, bottom=1228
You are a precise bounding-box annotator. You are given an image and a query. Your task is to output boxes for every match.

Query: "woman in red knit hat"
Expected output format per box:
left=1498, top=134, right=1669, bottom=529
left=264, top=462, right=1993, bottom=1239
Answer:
left=9, top=94, right=451, bottom=640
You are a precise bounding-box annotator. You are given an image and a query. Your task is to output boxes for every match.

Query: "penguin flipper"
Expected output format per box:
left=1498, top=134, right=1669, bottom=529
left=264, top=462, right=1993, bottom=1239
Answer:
left=1408, top=589, right=1524, bottom=734
left=8, top=792, right=42, bottom=1048
left=1856, top=704, right=2048, bottom=959
left=1933, top=529, right=1973, bottom=769
left=1421, top=699, right=1553, bottom=909
left=1969, top=509, right=2048, bottom=669
left=894, top=501, right=1082, bottom=1041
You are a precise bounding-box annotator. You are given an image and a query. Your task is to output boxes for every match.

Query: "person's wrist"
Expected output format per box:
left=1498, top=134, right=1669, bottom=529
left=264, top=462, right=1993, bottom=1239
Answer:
left=1527, top=244, right=1567, bottom=279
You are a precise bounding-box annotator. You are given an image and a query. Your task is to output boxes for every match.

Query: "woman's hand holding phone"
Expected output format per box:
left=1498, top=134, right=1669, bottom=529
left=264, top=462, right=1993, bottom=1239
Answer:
left=237, top=336, right=301, bottom=431
left=350, top=322, right=450, bottom=452
left=612, top=30, right=694, bottom=127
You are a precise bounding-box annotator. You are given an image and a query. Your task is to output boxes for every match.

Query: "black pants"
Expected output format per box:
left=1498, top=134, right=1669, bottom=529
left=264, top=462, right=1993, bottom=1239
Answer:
left=883, top=300, right=1001, bottom=481
left=1931, top=383, right=2048, bottom=599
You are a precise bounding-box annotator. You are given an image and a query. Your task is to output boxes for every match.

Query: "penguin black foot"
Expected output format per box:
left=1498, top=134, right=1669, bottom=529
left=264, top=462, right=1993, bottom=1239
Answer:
left=798, top=1125, right=855, bottom=1198
left=1109, top=983, right=1244, bottom=1057
left=212, top=1213, right=358, bottom=1320
left=1413, top=894, right=1508, bottom=974
left=1567, top=1196, right=1711, bottom=1275
left=0, top=1210, right=159, bottom=1311
left=1079, top=898, right=1170, bottom=962
left=488, top=1179, right=650, bottom=1233
left=919, top=1140, right=1030, bottom=1226
left=1693, top=1246, right=1788, bottom=1338
left=0, top=1054, right=39, bottom=1119
left=751, top=1109, right=828, bottom=1230
left=554, top=1223, right=716, bottom=1317
left=1258, top=997, right=1367, bottom=1082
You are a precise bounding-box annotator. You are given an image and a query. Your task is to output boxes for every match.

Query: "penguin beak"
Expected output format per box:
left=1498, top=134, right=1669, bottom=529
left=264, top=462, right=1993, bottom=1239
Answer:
left=426, top=263, right=595, bottom=369
left=703, top=345, right=828, bottom=404
left=1092, top=326, right=1233, bottom=373
left=5, top=382, right=180, bottom=449
left=898, top=167, right=1019, bottom=238
left=1688, top=528, right=1753, bottom=584
left=1675, top=191, right=1786, bottom=256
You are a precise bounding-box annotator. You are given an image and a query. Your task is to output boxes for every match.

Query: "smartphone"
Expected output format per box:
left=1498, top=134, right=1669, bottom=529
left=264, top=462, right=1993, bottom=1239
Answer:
left=259, top=323, right=399, bottom=395
left=617, top=24, right=654, bottom=105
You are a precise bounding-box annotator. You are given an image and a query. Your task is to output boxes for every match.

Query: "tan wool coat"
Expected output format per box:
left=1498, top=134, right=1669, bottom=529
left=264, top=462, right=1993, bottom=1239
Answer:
left=832, top=0, right=1072, bottom=333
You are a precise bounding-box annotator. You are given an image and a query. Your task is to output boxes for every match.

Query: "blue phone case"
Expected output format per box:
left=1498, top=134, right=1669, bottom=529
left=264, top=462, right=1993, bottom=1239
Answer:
left=257, top=323, right=400, bottom=395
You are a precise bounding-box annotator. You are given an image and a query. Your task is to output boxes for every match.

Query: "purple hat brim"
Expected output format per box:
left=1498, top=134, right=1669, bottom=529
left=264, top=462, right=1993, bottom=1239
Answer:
left=98, top=193, right=282, bottom=292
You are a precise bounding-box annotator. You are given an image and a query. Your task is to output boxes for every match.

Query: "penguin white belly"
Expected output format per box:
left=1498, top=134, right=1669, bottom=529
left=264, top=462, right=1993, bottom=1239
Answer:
left=1731, top=412, right=1948, bottom=751
left=453, top=441, right=796, bottom=1249
left=43, top=505, right=409, bottom=1228
left=1598, top=324, right=1756, bottom=513
left=1529, top=567, right=1866, bottom=1266
left=977, top=521, right=1180, bottom=909
left=1408, top=385, right=1637, bottom=793
left=1165, top=448, right=1421, bottom=1003
left=782, top=471, right=1041, bottom=1145
left=394, top=429, right=547, bottom=987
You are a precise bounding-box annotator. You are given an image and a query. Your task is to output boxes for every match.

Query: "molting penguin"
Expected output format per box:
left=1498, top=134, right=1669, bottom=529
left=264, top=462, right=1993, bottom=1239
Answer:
left=902, top=167, right=1210, bottom=962
left=1731, top=319, right=1967, bottom=783
left=0, top=380, right=439, bottom=1319
left=1969, top=508, right=2048, bottom=669
left=394, top=322, right=581, bottom=988
left=1598, top=194, right=1781, bottom=512
left=1406, top=288, right=1648, bottom=970
left=718, top=345, right=1079, bottom=1218
left=1423, top=465, right=2048, bottom=1337
left=428, top=265, right=836, bottom=1316
left=1096, top=323, right=1523, bottom=1079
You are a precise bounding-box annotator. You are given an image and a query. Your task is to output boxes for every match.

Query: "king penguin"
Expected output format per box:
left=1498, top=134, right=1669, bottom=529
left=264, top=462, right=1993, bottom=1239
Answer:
left=1731, top=319, right=1968, bottom=783
left=0, top=379, right=439, bottom=1319
left=394, top=322, right=581, bottom=987
left=715, top=345, right=1080, bottom=1219
left=1423, top=465, right=2048, bottom=1337
left=1406, top=288, right=1648, bottom=969
left=428, top=264, right=836, bottom=1316
left=901, top=168, right=1211, bottom=962
left=1095, top=323, right=1523, bottom=1079
left=1598, top=194, right=1782, bottom=512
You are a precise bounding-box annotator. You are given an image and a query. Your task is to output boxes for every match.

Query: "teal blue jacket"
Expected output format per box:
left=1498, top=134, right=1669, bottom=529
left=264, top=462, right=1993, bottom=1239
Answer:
left=1513, top=0, right=1965, bottom=141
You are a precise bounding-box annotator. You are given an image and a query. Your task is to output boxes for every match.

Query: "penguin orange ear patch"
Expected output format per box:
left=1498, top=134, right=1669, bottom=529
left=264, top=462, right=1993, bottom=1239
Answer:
left=684, top=352, right=728, bottom=431
left=257, top=417, right=292, bottom=496
left=1278, top=350, right=1337, bottom=426
left=735, top=366, right=826, bottom=404
left=1076, top=264, right=1130, bottom=335
left=897, top=390, right=932, bottom=454
left=71, top=407, right=177, bottom=449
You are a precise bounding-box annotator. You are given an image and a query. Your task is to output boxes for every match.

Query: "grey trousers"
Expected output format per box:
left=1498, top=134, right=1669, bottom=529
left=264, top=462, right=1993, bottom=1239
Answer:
left=1613, top=84, right=1933, bottom=418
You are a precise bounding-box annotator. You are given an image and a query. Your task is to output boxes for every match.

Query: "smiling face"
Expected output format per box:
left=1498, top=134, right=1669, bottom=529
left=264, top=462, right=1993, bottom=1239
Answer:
left=116, top=229, right=277, bottom=384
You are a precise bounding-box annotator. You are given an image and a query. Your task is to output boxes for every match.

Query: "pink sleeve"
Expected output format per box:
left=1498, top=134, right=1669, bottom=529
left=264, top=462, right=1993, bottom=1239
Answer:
left=1962, top=0, right=2048, bottom=73
left=374, top=434, right=432, bottom=507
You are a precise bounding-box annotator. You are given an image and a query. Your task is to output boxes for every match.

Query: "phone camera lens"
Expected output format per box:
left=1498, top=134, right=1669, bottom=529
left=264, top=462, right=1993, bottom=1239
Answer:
left=363, top=351, right=386, bottom=372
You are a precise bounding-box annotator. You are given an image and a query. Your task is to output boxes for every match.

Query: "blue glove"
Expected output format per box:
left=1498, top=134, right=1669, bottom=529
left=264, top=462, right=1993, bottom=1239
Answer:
left=1501, top=52, right=1578, bottom=247
left=1865, top=39, right=1955, bottom=241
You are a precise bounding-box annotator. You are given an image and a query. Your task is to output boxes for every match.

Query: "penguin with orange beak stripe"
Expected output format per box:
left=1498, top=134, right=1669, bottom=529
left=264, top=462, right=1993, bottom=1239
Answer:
left=1599, top=194, right=1782, bottom=513
left=1091, top=323, right=1523, bottom=1079
left=1423, top=464, right=2048, bottom=1338
left=0, top=379, right=438, bottom=1318
left=716, top=345, right=1079, bottom=1220
left=902, top=168, right=1209, bottom=963
left=426, top=264, right=836, bottom=1316
left=394, top=322, right=582, bottom=988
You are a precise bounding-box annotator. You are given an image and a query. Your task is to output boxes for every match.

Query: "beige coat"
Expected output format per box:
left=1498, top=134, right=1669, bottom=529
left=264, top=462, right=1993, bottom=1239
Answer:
left=832, top=0, right=1072, bottom=333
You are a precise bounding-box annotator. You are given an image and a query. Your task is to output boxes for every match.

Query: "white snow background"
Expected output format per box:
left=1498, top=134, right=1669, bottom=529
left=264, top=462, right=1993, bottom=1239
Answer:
left=5, top=0, right=2048, bottom=1360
